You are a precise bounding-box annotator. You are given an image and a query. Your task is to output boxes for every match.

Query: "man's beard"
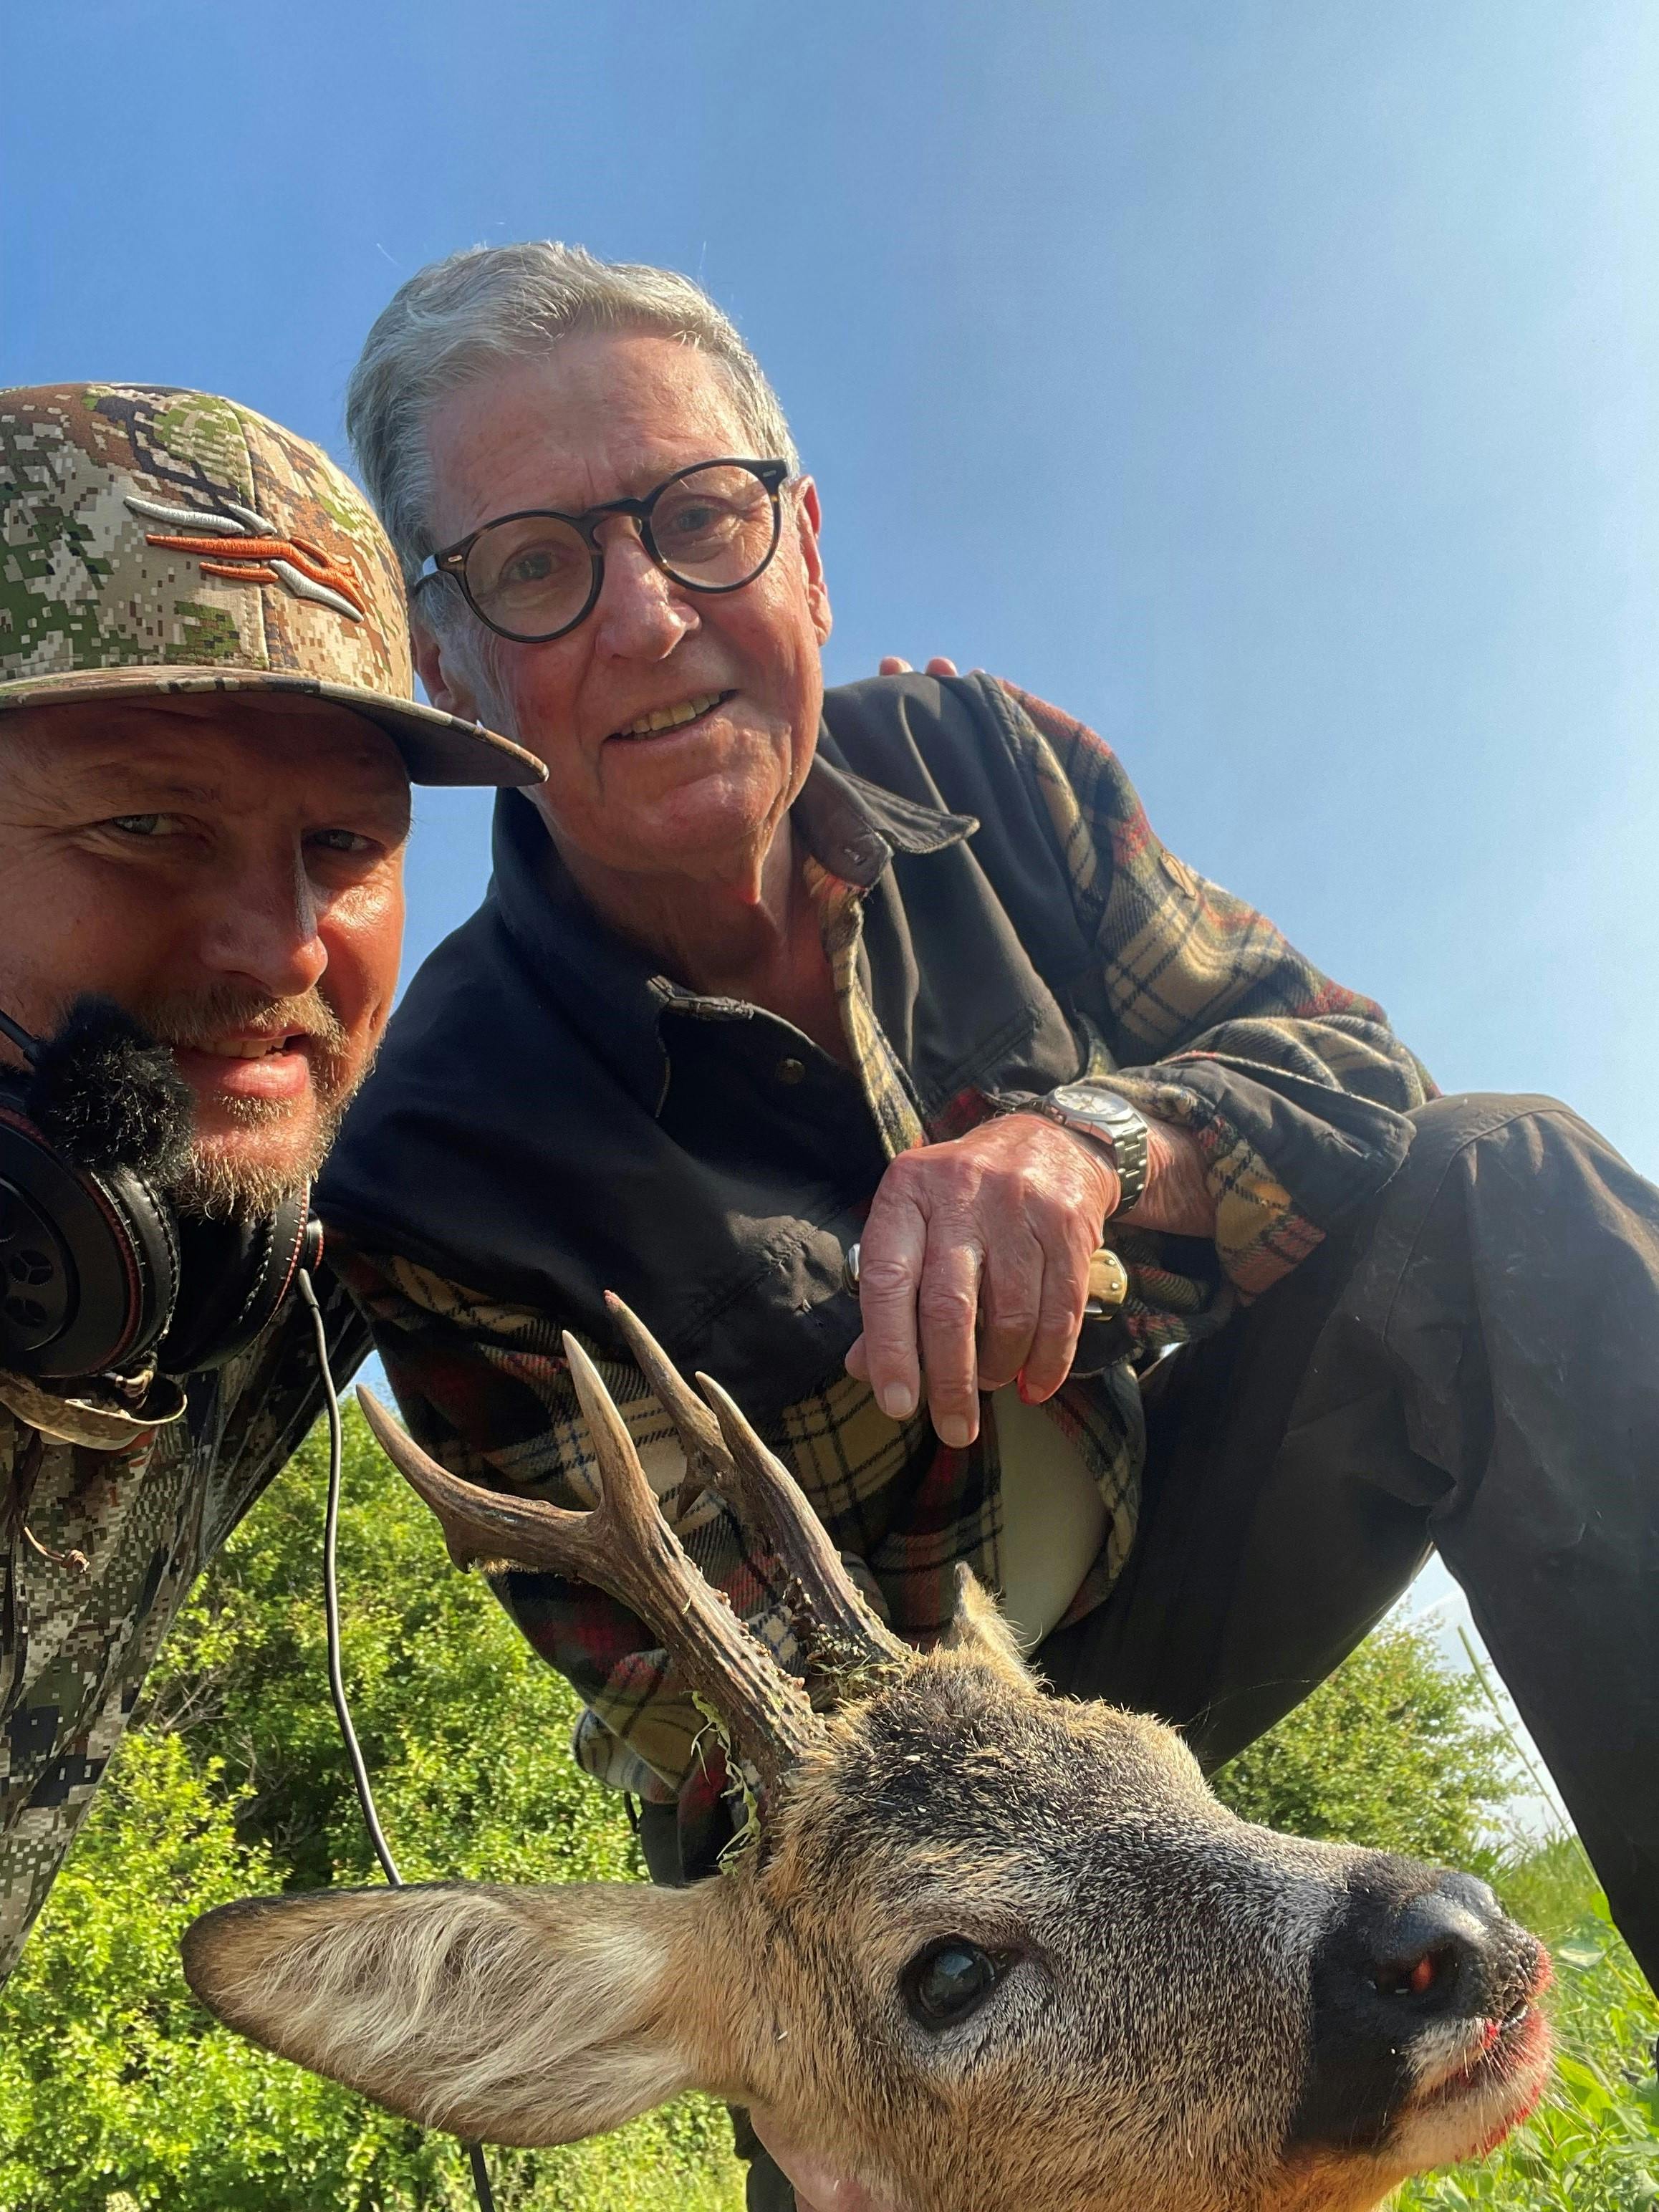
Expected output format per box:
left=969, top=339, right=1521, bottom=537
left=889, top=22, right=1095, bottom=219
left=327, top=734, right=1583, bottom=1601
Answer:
left=129, top=984, right=359, bottom=1221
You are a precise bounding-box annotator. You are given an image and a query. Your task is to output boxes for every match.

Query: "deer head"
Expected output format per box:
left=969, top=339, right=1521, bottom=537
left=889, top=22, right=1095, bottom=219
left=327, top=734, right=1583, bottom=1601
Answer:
left=183, top=1297, right=1551, bottom=2212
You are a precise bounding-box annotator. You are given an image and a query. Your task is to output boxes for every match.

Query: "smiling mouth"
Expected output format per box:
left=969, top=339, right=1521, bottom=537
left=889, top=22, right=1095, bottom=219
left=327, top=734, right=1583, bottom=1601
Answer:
left=183, top=1034, right=307, bottom=1062
left=608, top=689, right=733, bottom=740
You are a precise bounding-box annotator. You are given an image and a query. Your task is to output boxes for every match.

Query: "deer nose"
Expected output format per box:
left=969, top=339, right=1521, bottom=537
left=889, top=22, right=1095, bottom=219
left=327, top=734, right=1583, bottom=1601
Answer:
left=1362, top=1872, right=1504, bottom=2016
left=1291, top=1862, right=1542, bottom=2151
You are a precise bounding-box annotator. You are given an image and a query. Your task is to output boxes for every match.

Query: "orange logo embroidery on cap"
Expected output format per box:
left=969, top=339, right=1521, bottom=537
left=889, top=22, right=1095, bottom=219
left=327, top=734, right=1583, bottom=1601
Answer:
left=125, top=494, right=367, bottom=622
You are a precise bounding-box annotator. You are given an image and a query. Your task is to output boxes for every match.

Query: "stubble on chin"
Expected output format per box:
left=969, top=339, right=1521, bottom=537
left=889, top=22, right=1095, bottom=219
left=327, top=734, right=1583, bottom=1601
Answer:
left=131, top=983, right=366, bottom=1222
left=165, top=1090, right=351, bottom=1222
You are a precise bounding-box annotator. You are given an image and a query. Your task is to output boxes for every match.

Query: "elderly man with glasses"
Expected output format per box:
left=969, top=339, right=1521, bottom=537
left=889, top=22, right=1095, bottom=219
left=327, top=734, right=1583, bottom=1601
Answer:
left=319, top=244, right=1659, bottom=2211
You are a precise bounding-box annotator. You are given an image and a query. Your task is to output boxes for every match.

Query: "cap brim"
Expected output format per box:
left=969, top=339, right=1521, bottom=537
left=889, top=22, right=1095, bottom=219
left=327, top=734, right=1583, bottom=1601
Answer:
left=0, top=665, right=545, bottom=789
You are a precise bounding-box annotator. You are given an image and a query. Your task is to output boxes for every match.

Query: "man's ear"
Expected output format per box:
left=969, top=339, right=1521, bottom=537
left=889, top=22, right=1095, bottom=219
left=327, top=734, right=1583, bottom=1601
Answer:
left=793, top=476, right=832, bottom=648
left=939, top=1562, right=1038, bottom=1693
left=183, top=1880, right=713, bottom=2147
left=411, top=611, right=481, bottom=722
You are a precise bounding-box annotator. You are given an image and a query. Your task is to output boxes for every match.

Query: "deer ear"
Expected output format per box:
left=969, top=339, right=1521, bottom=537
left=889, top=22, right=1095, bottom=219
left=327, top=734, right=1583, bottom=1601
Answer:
left=940, top=1562, right=1037, bottom=1691
left=183, top=1880, right=713, bottom=2147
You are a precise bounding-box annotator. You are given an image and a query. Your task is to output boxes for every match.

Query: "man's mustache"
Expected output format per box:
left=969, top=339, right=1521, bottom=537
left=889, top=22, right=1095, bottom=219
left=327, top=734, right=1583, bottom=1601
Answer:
left=130, top=986, right=349, bottom=1056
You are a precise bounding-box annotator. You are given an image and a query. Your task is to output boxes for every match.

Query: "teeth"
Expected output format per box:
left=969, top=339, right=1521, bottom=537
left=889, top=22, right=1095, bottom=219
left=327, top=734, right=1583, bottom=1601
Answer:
left=619, top=691, right=723, bottom=739
left=197, top=1038, right=292, bottom=1059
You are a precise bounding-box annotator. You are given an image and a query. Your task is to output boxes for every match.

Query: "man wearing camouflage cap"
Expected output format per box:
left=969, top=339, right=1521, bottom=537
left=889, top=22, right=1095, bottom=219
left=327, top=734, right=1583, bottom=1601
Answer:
left=0, top=382, right=538, bottom=1981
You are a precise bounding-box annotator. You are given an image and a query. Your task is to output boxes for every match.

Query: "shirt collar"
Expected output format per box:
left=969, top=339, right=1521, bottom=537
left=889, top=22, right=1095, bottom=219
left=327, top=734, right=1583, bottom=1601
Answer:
left=489, top=724, right=978, bottom=1115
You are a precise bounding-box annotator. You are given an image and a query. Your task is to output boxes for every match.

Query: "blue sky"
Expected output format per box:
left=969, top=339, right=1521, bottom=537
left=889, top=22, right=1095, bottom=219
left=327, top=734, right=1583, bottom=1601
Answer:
left=7, top=1, right=1657, bottom=1172
left=8, top=0, right=1658, bottom=1175
left=9, top=0, right=1643, bottom=1814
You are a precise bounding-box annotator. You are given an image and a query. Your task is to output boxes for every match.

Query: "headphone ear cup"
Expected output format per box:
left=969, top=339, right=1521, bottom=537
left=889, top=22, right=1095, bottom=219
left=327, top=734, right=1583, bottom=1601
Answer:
left=0, top=1104, right=178, bottom=1380
left=156, top=1187, right=314, bottom=1376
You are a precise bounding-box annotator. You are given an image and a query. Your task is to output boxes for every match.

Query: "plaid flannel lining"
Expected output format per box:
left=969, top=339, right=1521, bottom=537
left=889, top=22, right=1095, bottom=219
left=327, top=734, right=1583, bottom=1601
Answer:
left=334, top=680, right=1430, bottom=1797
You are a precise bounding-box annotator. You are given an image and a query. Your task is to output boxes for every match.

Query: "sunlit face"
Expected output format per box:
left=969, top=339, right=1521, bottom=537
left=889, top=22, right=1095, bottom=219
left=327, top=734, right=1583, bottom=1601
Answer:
left=0, top=693, right=410, bottom=1215
left=413, top=333, right=832, bottom=891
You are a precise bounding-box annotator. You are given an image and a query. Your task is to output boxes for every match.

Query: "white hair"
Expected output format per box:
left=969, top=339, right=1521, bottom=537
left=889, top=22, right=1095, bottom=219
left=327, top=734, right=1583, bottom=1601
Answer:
left=345, top=241, right=800, bottom=609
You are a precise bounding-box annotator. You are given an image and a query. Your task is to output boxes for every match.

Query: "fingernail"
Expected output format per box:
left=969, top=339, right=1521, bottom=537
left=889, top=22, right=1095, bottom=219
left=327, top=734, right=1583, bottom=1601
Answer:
left=936, top=1415, right=972, bottom=1450
left=880, top=1384, right=917, bottom=1420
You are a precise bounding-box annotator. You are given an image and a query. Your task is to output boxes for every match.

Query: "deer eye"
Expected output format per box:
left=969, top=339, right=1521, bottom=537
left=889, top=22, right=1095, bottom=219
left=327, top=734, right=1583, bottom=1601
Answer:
left=902, top=1938, right=1005, bottom=2029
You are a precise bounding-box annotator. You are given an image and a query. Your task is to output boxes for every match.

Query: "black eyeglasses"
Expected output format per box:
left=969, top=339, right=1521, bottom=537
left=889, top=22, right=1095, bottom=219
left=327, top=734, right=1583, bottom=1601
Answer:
left=412, top=456, right=792, bottom=644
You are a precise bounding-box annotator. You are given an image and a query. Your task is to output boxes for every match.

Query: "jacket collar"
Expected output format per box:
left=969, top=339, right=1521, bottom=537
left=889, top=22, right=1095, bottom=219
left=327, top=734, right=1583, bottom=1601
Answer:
left=489, top=726, right=977, bottom=1118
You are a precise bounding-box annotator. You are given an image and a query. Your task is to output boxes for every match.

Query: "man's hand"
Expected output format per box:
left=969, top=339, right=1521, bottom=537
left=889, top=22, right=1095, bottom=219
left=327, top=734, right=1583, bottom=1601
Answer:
left=877, top=655, right=959, bottom=678
left=846, top=1112, right=1215, bottom=1445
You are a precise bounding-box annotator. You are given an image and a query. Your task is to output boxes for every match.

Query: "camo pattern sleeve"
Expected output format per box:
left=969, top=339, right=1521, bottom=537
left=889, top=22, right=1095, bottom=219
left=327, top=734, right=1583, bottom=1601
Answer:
left=0, top=1274, right=365, bottom=1985
left=993, top=681, right=1436, bottom=1303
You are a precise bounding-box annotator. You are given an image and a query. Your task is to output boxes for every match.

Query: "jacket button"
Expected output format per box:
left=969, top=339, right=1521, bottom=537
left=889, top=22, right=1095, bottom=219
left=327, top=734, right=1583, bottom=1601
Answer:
left=775, top=1055, right=807, bottom=1085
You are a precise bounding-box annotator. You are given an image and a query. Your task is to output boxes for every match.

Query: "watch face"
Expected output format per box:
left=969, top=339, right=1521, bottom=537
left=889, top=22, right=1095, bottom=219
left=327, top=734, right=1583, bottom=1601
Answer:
left=1052, top=1084, right=1129, bottom=1122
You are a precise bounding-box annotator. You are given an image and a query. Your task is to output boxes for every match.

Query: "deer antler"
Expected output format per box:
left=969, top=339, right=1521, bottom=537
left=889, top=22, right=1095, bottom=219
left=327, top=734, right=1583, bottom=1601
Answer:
left=605, top=1294, right=908, bottom=1680
left=600, top=1292, right=729, bottom=1512
left=357, top=1347, right=822, bottom=1799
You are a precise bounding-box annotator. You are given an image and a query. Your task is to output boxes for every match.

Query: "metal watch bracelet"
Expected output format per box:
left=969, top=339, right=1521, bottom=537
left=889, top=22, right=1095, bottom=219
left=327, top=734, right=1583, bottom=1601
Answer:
left=996, top=1085, right=1152, bottom=1215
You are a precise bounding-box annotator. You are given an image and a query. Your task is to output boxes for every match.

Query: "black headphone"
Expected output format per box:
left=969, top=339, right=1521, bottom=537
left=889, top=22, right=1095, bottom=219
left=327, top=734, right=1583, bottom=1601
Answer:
left=0, top=999, right=319, bottom=1388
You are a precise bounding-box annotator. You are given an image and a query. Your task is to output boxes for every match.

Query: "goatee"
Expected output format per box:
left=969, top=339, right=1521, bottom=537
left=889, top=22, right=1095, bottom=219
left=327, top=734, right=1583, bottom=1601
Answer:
left=128, top=984, right=359, bottom=1222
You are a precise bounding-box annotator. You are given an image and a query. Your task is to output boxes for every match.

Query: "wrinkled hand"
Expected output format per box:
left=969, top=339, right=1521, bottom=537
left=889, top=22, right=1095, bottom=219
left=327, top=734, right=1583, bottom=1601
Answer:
left=749, top=2106, right=905, bottom=2212
left=846, top=1114, right=1215, bottom=1445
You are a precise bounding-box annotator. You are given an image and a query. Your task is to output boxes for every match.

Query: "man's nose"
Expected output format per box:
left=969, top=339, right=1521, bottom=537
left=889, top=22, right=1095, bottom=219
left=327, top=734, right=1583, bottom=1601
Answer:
left=588, top=519, right=697, bottom=660
left=195, top=853, right=329, bottom=999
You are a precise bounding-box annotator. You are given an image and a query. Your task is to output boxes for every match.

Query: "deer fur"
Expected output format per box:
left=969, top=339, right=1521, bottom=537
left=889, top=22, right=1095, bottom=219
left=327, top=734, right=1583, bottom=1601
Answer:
left=183, top=1305, right=1550, bottom=2212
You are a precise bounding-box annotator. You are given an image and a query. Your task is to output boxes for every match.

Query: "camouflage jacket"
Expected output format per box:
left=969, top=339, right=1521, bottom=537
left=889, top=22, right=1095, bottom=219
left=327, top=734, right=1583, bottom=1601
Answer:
left=0, top=1274, right=365, bottom=1986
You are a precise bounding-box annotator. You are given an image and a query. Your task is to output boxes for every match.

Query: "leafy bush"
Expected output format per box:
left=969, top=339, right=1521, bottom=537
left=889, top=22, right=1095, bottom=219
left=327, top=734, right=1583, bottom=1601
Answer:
left=1211, top=1616, right=1515, bottom=1871
left=0, top=1404, right=744, bottom=2212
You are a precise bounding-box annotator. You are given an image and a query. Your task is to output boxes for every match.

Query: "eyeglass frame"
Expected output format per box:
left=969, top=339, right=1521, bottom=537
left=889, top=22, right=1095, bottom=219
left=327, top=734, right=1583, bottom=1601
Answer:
left=409, top=456, right=794, bottom=645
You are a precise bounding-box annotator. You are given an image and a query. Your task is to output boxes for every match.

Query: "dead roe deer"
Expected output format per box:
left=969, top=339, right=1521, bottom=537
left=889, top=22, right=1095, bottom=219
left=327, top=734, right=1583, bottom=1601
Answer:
left=183, top=1296, right=1552, bottom=2212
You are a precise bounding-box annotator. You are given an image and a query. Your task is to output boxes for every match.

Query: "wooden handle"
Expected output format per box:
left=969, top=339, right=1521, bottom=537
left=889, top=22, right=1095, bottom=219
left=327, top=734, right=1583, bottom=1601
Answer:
left=1084, top=1246, right=1130, bottom=1317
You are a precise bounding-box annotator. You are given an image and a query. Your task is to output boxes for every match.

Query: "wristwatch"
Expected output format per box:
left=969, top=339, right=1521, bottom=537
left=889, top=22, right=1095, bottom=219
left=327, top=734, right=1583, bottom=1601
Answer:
left=1015, top=1085, right=1151, bottom=1214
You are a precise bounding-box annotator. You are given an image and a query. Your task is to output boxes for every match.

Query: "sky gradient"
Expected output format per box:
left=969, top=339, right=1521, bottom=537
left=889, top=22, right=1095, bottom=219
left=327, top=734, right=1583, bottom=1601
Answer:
left=6, top=2, right=1655, bottom=1170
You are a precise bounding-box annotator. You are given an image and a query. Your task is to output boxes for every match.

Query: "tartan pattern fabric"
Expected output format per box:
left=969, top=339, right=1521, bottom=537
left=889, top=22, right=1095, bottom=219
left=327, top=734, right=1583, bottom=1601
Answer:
left=333, top=679, right=1431, bottom=1800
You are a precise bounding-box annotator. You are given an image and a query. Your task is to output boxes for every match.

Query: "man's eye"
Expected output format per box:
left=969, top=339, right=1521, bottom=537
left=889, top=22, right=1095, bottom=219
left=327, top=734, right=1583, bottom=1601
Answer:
left=106, top=813, right=178, bottom=837
left=308, top=828, right=377, bottom=855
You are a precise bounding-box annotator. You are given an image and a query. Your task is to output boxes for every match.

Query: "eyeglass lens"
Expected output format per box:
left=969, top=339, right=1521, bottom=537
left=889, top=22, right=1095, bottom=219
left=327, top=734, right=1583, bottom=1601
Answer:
left=463, top=461, right=780, bottom=639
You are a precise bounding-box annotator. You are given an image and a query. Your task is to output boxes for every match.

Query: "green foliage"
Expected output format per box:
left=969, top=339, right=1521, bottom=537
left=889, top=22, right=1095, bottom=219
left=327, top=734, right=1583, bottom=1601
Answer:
left=0, top=1405, right=744, bottom=2212
left=1211, top=1617, right=1514, bottom=1871
left=1, top=1408, right=1651, bottom=2211
left=141, top=1398, right=643, bottom=1895
left=0, top=1733, right=453, bottom=2210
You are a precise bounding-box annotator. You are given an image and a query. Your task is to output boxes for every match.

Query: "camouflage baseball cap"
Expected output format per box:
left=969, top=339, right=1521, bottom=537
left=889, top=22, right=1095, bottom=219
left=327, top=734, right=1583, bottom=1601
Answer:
left=0, top=383, right=542, bottom=787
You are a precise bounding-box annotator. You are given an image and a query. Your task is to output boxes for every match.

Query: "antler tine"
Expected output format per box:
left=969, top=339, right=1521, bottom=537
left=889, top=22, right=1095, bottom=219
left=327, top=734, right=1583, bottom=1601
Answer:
left=559, top=1337, right=824, bottom=1794
left=695, top=1372, right=909, bottom=1676
left=360, top=1367, right=821, bottom=1799
left=603, top=1291, right=731, bottom=1511
left=357, top=1386, right=598, bottom=1579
